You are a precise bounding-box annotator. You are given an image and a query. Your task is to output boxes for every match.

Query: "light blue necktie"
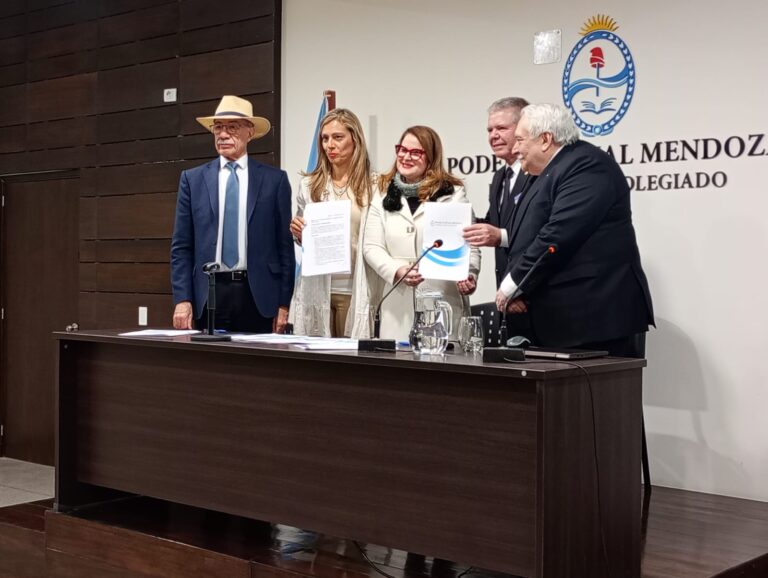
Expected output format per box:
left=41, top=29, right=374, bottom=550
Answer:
left=222, top=161, right=239, bottom=268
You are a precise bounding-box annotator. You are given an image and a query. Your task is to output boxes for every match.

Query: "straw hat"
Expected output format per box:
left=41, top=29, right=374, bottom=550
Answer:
left=196, top=95, right=271, bottom=140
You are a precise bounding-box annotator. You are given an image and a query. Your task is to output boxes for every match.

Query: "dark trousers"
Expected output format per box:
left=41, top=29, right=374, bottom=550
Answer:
left=579, top=332, right=647, bottom=359
left=196, top=272, right=273, bottom=333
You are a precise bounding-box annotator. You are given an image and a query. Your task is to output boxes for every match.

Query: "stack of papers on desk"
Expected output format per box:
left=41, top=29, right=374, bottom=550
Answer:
left=229, top=334, right=358, bottom=350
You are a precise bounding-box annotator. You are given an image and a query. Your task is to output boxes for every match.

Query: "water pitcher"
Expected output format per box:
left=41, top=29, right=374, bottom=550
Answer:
left=409, top=289, right=453, bottom=355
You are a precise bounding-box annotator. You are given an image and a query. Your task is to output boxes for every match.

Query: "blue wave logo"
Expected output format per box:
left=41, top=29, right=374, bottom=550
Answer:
left=423, top=243, right=469, bottom=268
left=562, top=15, right=635, bottom=137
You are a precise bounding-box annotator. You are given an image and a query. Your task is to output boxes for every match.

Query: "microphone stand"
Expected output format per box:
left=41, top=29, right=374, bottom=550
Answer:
left=485, top=245, right=556, bottom=362
left=359, top=240, right=443, bottom=352
left=191, top=262, right=231, bottom=342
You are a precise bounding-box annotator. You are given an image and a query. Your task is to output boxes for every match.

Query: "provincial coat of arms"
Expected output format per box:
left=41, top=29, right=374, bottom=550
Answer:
left=562, top=15, right=636, bottom=137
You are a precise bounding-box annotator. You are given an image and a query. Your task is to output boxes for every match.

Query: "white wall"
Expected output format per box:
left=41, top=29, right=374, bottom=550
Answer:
left=282, top=0, right=768, bottom=501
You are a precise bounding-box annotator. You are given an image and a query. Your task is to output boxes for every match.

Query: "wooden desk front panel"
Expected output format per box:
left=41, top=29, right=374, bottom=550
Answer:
left=65, top=341, right=539, bottom=576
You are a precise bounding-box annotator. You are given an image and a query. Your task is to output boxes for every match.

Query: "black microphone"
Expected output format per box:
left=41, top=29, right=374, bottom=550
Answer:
left=202, top=262, right=220, bottom=274
left=358, top=239, right=443, bottom=352
left=484, top=244, right=556, bottom=362
left=191, top=262, right=231, bottom=342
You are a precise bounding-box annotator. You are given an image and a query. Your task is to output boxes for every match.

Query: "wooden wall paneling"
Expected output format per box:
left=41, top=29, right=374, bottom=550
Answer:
left=79, top=263, right=97, bottom=292
left=180, top=16, right=275, bottom=56
left=27, top=73, right=97, bottom=122
left=0, top=125, right=26, bottom=154
left=0, top=13, right=25, bottom=39
left=78, top=292, right=173, bottom=329
left=27, top=117, right=98, bottom=151
left=0, top=35, right=26, bottom=66
left=98, top=2, right=179, bottom=48
left=98, top=35, right=178, bottom=70
left=79, top=197, right=97, bottom=239
left=97, top=0, right=176, bottom=19
left=93, top=161, right=195, bottom=196
left=179, top=44, right=274, bottom=102
left=27, top=1, right=97, bottom=34
left=91, top=263, right=170, bottom=293
left=0, top=63, right=26, bottom=88
left=0, top=148, right=86, bottom=174
left=79, top=240, right=96, bottom=262
left=91, top=162, right=185, bottom=196
left=96, top=59, right=179, bottom=114
left=0, top=0, right=25, bottom=19
left=80, top=167, right=97, bottom=196
left=96, top=192, right=176, bottom=239
left=180, top=0, right=274, bottom=31
left=96, top=138, right=181, bottom=167
left=0, top=84, right=27, bottom=127
left=28, top=21, right=98, bottom=61
left=98, top=106, right=180, bottom=144
left=27, top=50, right=99, bottom=82
left=95, top=240, right=170, bottom=263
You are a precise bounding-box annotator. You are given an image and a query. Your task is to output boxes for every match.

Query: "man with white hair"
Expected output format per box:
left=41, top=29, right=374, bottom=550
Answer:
left=496, top=103, right=654, bottom=357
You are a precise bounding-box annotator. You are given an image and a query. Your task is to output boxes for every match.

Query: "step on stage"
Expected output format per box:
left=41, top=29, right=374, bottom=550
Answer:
left=1, top=487, right=767, bottom=578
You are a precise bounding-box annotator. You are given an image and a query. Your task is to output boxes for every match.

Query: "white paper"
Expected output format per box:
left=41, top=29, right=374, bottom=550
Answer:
left=301, top=200, right=351, bottom=277
left=293, top=338, right=358, bottom=350
left=420, top=203, right=472, bottom=281
left=119, top=329, right=200, bottom=337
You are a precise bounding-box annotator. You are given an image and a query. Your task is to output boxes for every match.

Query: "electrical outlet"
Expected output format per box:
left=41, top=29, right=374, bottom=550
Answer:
left=138, top=306, right=148, bottom=326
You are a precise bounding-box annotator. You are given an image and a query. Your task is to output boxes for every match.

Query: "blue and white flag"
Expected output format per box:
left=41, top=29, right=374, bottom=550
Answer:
left=306, top=95, right=329, bottom=172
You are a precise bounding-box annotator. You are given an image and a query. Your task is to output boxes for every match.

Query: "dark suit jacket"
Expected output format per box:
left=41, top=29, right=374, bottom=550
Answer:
left=483, top=166, right=534, bottom=286
left=503, top=140, right=654, bottom=347
left=170, top=157, right=295, bottom=319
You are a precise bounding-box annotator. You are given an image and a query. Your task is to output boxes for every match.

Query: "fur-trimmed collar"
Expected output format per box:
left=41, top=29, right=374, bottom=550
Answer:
left=382, top=179, right=455, bottom=212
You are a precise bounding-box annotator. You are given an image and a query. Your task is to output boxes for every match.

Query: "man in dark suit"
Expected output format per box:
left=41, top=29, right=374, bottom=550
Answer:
left=496, top=103, right=654, bottom=357
left=171, top=95, right=295, bottom=333
left=464, top=97, right=534, bottom=338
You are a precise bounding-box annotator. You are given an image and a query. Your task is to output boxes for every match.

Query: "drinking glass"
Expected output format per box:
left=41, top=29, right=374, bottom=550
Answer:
left=458, top=316, right=484, bottom=354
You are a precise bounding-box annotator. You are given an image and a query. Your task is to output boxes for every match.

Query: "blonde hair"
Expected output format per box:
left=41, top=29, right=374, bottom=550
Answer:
left=378, top=125, right=462, bottom=202
left=303, top=108, right=372, bottom=208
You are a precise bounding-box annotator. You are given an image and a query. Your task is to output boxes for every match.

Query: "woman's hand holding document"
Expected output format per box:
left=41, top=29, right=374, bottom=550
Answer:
left=301, top=200, right=351, bottom=277
left=419, top=203, right=472, bottom=281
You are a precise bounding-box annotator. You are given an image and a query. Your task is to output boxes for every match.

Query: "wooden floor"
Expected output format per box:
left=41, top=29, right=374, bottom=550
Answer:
left=1, top=486, right=767, bottom=578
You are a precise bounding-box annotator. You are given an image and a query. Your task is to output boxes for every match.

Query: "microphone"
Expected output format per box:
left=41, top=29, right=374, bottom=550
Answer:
left=485, top=244, right=556, bottom=362
left=506, top=244, right=557, bottom=304
left=358, top=239, right=443, bottom=352
left=202, top=262, right=221, bottom=274
left=191, top=262, right=231, bottom=342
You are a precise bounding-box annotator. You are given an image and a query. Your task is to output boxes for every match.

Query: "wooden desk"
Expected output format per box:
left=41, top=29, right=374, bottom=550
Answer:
left=55, top=331, right=643, bottom=578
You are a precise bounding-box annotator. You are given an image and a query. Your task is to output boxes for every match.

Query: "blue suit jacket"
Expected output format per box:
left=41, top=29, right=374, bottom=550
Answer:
left=170, top=157, right=295, bottom=320
left=503, top=140, right=654, bottom=347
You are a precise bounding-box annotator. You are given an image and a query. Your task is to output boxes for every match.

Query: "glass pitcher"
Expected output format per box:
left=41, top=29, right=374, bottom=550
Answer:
left=409, top=289, right=453, bottom=355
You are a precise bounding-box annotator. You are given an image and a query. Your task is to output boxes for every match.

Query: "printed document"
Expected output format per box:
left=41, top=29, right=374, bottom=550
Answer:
left=420, top=203, right=472, bottom=281
left=301, top=200, right=351, bottom=277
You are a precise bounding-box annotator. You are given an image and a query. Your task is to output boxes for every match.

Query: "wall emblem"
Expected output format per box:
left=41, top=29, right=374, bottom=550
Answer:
left=562, top=15, right=636, bottom=137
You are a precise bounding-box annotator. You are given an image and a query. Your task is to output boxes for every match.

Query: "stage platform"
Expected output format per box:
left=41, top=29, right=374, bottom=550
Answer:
left=1, top=486, right=766, bottom=578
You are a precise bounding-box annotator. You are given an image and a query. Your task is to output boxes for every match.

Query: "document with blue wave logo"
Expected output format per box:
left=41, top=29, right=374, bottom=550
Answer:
left=420, top=203, right=471, bottom=281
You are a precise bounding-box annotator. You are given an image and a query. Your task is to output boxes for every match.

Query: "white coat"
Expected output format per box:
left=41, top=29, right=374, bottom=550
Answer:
left=363, top=185, right=481, bottom=341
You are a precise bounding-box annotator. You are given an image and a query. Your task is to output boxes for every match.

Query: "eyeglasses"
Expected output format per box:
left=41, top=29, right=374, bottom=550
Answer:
left=211, top=122, right=244, bottom=134
left=395, top=144, right=426, bottom=161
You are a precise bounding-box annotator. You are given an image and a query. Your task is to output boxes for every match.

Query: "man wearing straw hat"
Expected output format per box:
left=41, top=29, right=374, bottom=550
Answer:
left=171, top=95, right=295, bottom=333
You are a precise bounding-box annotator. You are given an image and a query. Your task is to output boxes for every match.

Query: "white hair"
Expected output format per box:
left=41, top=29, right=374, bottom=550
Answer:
left=520, top=104, right=580, bottom=145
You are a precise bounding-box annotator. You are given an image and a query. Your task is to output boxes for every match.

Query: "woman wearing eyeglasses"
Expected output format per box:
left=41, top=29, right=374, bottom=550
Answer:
left=288, top=109, right=383, bottom=337
left=364, top=125, right=480, bottom=341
